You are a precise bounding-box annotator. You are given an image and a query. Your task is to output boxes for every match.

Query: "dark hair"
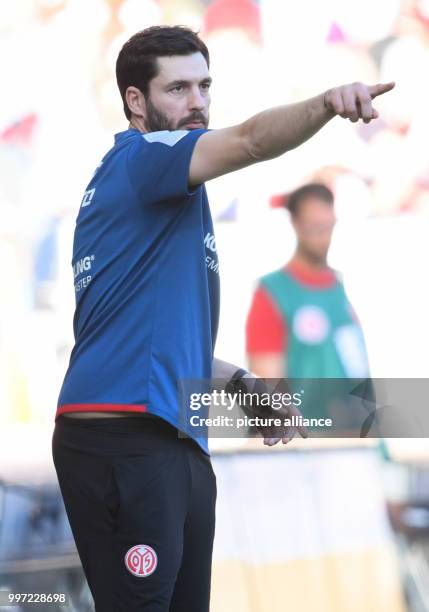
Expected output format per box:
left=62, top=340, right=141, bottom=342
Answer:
left=116, top=25, right=210, bottom=120
left=287, top=183, right=334, bottom=217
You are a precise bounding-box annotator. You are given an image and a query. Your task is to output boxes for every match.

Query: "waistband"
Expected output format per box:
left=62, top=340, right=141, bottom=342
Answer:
left=55, top=413, right=203, bottom=452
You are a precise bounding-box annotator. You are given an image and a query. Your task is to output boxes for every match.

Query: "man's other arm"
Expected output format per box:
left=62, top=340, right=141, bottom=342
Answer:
left=189, top=81, right=395, bottom=186
left=212, top=358, right=307, bottom=444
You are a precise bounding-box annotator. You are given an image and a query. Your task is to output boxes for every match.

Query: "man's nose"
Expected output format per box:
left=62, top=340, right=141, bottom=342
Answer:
left=188, top=86, right=205, bottom=110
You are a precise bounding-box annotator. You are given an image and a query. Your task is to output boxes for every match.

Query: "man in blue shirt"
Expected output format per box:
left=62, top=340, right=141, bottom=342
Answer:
left=52, top=25, right=394, bottom=611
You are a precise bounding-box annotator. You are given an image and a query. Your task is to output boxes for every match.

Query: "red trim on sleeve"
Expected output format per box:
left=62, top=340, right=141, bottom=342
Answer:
left=56, top=403, right=148, bottom=420
left=246, top=286, right=287, bottom=354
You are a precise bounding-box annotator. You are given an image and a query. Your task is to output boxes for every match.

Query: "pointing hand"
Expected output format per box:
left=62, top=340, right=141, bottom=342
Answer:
left=324, top=81, right=395, bottom=124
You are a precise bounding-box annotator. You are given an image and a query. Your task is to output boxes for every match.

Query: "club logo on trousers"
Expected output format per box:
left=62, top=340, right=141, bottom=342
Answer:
left=125, top=545, right=158, bottom=577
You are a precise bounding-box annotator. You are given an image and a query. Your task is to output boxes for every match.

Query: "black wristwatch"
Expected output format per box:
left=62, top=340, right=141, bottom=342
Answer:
left=225, top=368, right=249, bottom=394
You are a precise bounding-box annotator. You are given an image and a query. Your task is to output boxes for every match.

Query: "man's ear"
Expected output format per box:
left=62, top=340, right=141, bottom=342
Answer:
left=125, top=86, right=146, bottom=118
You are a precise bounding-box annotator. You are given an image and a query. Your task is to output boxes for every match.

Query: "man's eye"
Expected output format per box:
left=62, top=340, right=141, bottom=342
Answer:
left=201, top=83, right=211, bottom=90
left=171, top=86, right=183, bottom=93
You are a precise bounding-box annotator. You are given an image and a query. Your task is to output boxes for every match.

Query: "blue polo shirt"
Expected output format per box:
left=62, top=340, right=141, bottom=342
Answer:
left=56, top=128, right=220, bottom=453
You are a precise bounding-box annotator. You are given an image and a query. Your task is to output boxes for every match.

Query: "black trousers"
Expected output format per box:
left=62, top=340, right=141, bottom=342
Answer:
left=52, top=415, right=217, bottom=611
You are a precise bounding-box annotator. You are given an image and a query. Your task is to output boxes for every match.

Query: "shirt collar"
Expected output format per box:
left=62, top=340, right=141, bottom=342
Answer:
left=285, top=258, right=337, bottom=288
left=114, top=128, right=141, bottom=145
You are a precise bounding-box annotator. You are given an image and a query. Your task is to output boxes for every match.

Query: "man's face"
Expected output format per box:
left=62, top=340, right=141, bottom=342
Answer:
left=143, top=52, right=211, bottom=132
left=292, top=197, right=336, bottom=262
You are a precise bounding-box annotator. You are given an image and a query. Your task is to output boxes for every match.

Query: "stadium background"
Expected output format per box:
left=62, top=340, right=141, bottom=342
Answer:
left=1, top=0, right=429, bottom=610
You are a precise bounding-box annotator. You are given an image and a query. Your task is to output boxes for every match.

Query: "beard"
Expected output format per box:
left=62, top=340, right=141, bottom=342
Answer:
left=145, top=96, right=208, bottom=133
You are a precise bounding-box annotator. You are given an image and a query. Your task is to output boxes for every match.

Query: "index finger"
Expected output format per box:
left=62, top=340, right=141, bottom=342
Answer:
left=368, top=81, right=396, bottom=100
left=272, top=378, right=309, bottom=439
left=287, top=403, right=309, bottom=439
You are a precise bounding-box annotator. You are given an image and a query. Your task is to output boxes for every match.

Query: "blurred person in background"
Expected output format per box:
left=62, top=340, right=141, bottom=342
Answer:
left=51, top=23, right=393, bottom=612
left=246, top=183, right=370, bottom=381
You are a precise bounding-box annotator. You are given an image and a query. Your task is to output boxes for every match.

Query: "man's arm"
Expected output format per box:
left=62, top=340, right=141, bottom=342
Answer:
left=212, top=357, right=275, bottom=387
left=212, top=358, right=307, bottom=446
left=212, top=357, right=242, bottom=381
left=189, top=81, right=395, bottom=186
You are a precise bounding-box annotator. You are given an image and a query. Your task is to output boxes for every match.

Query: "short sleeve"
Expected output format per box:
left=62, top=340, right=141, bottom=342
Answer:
left=126, top=129, right=208, bottom=205
left=246, top=286, right=287, bottom=354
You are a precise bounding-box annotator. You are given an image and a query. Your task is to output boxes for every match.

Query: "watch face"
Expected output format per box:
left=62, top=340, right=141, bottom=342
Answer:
left=236, top=379, right=248, bottom=394
left=225, top=377, right=247, bottom=395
